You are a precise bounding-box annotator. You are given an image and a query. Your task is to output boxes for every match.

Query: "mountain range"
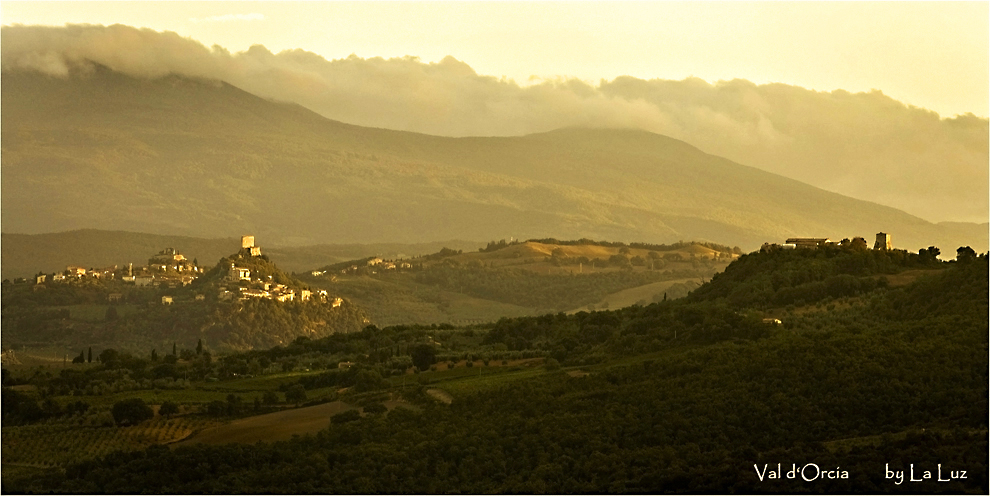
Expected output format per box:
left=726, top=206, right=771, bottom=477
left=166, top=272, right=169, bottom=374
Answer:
left=2, top=65, right=986, bottom=259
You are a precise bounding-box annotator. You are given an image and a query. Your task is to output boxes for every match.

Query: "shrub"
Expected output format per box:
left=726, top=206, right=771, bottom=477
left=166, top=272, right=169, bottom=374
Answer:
left=331, top=409, right=361, bottom=424
left=111, top=398, right=153, bottom=426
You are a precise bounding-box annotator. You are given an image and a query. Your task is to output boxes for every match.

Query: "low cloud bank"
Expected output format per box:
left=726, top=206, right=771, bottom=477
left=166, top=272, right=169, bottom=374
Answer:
left=3, top=24, right=986, bottom=223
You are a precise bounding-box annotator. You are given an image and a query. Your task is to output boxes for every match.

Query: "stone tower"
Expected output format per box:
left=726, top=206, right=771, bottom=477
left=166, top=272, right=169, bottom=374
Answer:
left=874, top=232, right=891, bottom=250
left=241, top=235, right=255, bottom=249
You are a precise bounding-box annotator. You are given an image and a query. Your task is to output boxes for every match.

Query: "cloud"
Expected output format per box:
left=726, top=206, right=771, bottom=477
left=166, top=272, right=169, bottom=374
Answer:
left=189, top=13, right=265, bottom=23
left=1, top=24, right=986, bottom=223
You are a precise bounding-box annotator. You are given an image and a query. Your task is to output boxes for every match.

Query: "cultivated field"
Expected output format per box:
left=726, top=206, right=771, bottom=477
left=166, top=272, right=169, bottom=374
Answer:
left=173, top=401, right=359, bottom=446
left=2, top=415, right=213, bottom=468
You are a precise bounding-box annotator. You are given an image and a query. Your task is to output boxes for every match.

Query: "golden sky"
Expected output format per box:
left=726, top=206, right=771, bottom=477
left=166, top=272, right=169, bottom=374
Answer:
left=1, top=1, right=986, bottom=118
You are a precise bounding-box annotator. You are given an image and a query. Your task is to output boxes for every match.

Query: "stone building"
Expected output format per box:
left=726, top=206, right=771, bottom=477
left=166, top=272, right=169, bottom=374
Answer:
left=874, top=232, right=892, bottom=250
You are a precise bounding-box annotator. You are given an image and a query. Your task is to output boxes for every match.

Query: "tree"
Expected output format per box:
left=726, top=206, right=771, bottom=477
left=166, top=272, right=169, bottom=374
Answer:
left=111, top=398, right=154, bottom=426
left=544, top=358, right=561, bottom=371
left=331, top=409, right=361, bottom=424
left=411, top=344, right=437, bottom=371
left=956, top=246, right=977, bottom=263
left=151, top=349, right=158, bottom=362
left=354, top=369, right=385, bottom=392
left=104, top=306, right=118, bottom=321
left=87, top=347, right=92, bottom=363
left=206, top=400, right=226, bottom=418
left=919, top=246, right=941, bottom=263
left=73, top=351, right=85, bottom=364
left=263, top=390, right=280, bottom=405
left=363, top=403, right=388, bottom=415
left=196, top=339, right=203, bottom=355
left=172, top=342, right=177, bottom=356
left=226, top=394, right=243, bottom=415
left=159, top=401, right=179, bottom=419
left=99, top=349, right=120, bottom=368
left=285, top=384, right=307, bottom=405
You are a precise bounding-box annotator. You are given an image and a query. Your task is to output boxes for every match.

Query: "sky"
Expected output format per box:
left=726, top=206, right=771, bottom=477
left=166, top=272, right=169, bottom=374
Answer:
left=1, top=1, right=987, bottom=119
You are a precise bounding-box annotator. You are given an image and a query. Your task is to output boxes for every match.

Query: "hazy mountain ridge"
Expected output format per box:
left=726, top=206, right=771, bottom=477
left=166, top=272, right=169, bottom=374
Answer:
left=2, top=66, right=986, bottom=257
left=4, top=24, right=985, bottom=222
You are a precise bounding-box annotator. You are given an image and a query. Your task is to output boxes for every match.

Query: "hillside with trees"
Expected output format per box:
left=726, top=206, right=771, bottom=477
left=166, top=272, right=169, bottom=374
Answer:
left=3, top=244, right=985, bottom=493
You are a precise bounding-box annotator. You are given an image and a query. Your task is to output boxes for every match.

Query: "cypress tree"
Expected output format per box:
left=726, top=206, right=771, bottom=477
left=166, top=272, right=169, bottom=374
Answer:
left=87, top=347, right=92, bottom=363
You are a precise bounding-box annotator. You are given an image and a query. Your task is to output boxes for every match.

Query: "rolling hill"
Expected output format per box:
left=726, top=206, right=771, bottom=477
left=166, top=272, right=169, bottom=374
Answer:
left=2, top=65, right=986, bottom=254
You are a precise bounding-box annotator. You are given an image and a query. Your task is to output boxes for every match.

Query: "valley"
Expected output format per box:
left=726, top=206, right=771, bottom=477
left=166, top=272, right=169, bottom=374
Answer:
left=3, top=243, right=985, bottom=493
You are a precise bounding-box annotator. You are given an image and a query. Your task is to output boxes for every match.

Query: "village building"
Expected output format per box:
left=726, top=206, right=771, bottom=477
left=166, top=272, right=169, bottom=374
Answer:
left=228, top=264, right=251, bottom=282
left=35, top=274, right=47, bottom=284
left=108, top=293, right=123, bottom=303
left=161, top=296, right=173, bottom=305
left=242, top=289, right=270, bottom=299
left=785, top=238, right=833, bottom=249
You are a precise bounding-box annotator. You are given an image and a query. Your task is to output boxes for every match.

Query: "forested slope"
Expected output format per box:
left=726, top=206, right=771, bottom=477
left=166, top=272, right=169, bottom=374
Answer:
left=7, top=249, right=986, bottom=493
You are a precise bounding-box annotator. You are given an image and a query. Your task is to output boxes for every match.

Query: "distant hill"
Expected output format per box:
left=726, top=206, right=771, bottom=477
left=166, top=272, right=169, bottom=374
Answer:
left=301, top=240, right=736, bottom=326
left=2, top=66, right=986, bottom=255
left=0, top=229, right=482, bottom=280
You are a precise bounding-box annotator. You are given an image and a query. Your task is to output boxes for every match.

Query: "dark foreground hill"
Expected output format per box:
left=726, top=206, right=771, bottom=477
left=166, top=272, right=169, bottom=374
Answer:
left=2, top=66, right=986, bottom=253
left=3, top=246, right=986, bottom=493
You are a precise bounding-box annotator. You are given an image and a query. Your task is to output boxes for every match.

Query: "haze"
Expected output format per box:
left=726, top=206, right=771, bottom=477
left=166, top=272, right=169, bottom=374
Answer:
left=1, top=2, right=987, bottom=224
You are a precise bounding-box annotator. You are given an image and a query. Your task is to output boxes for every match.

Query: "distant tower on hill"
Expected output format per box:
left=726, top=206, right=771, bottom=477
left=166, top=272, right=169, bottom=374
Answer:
left=874, top=232, right=891, bottom=250
left=241, top=235, right=262, bottom=256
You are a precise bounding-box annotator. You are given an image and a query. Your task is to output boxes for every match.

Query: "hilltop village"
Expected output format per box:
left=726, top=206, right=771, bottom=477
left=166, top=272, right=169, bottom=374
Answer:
left=11, top=236, right=342, bottom=307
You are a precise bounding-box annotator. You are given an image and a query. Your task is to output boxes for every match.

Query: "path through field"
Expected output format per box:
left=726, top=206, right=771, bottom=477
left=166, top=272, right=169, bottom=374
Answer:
left=174, top=401, right=356, bottom=446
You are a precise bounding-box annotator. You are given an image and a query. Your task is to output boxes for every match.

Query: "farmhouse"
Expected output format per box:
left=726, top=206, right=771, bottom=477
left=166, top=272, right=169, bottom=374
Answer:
left=785, top=238, right=833, bottom=249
